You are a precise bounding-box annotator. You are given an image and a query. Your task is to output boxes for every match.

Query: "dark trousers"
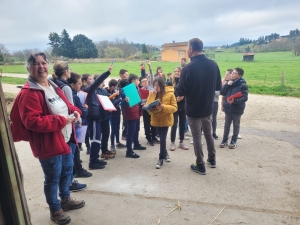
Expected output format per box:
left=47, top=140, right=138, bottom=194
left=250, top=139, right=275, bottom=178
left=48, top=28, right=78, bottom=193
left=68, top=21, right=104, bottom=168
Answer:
left=157, top=127, right=169, bottom=159
left=101, top=119, right=110, bottom=154
left=73, top=146, right=83, bottom=174
left=126, top=119, right=140, bottom=154
left=212, top=102, right=219, bottom=134
left=171, top=110, right=186, bottom=142
left=39, top=153, right=72, bottom=213
left=89, top=120, right=102, bottom=163
left=188, top=116, right=216, bottom=166
left=110, top=116, right=121, bottom=146
left=142, top=110, right=156, bottom=140
left=223, top=113, right=242, bottom=142
left=121, top=109, right=128, bottom=137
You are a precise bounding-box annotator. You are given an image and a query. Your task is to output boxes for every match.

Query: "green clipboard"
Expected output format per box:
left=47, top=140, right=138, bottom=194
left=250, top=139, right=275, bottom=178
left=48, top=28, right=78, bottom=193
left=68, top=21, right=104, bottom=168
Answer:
left=123, top=83, right=141, bottom=107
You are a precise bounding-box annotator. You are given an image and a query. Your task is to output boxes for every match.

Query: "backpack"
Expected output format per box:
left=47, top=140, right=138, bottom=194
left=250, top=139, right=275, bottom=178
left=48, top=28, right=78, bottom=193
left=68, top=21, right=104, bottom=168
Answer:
left=10, top=93, right=29, bottom=142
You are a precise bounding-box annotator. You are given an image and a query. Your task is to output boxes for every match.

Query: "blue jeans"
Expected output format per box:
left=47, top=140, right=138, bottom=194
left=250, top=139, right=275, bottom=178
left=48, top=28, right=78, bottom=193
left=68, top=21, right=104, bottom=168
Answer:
left=110, top=116, right=121, bottom=146
left=39, top=153, right=73, bottom=213
left=126, top=119, right=140, bottom=154
left=89, top=120, right=102, bottom=163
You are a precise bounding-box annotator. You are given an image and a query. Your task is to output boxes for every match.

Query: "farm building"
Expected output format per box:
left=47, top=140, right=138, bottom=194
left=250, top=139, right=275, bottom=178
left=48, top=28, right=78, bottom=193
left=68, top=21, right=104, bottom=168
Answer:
left=161, top=41, right=188, bottom=62
left=243, top=53, right=255, bottom=61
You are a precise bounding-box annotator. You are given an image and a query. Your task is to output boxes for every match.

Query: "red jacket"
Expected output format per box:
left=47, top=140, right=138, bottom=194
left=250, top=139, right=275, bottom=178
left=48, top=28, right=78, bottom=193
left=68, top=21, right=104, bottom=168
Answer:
left=123, top=87, right=143, bottom=121
left=10, top=78, right=81, bottom=160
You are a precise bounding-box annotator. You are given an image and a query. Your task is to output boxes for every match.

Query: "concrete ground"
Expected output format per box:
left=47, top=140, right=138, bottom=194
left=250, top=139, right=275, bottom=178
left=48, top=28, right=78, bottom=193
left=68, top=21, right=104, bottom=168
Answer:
left=3, top=74, right=300, bottom=224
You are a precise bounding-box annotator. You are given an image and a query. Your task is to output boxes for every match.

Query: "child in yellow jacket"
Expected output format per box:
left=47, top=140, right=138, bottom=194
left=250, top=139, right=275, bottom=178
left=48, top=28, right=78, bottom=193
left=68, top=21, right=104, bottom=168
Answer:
left=145, top=76, right=177, bottom=169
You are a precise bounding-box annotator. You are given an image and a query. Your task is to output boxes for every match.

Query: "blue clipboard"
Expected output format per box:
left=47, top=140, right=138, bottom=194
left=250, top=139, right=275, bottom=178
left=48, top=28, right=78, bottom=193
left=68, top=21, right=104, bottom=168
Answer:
left=123, top=83, right=141, bottom=107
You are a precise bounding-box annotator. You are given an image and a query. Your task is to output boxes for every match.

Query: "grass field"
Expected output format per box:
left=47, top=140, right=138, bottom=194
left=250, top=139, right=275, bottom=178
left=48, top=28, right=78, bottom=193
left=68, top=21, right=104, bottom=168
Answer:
left=1, top=51, right=300, bottom=97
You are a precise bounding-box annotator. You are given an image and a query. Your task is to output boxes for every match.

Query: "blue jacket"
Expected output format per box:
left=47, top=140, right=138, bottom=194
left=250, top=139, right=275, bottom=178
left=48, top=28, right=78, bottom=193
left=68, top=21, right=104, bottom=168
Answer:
left=220, top=78, right=248, bottom=115
left=82, top=71, right=110, bottom=121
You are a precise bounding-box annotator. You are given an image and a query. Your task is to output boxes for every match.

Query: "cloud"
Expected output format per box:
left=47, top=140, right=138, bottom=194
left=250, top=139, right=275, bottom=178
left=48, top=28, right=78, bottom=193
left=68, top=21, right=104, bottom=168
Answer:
left=0, top=0, right=299, bottom=52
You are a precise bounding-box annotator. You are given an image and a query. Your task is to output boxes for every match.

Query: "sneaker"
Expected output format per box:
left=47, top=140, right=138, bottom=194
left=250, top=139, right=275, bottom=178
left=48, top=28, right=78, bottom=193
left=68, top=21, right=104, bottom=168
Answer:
left=50, top=209, right=71, bottom=225
left=178, top=142, right=189, bottom=150
left=61, top=196, right=85, bottom=211
left=107, top=150, right=116, bottom=157
left=220, top=140, right=228, bottom=148
left=110, top=145, right=116, bottom=151
left=229, top=140, right=237, bottom=149
left=153, top=137, right=160, bottom=144
left=133, top=144, right=146, bottom=150
left=190, top=163, right=206, bottom=175
left=156, top=159, right=164, bottom=169
left=69, top=180, right=86, bottom=192
left=185, top=131, right=192, bottom=137
left=207, top=159, right=216, bottom=168
left=126, top=152, right=140, bottom=158
left=101, top=152, right=114, bottom=160
left=146, top=138, right=154, bottom=146
left=86, top=147, right=90, bottom=155
left=89, top=161, right=105, bottom=170
left=169, top=142, right=176, bottom=151
left=237, top=134, right=242, bottom=139
left=74, top=169, right=92, bottom=178
left=212, top=133, right=218, bottom=140
left=165, top=151, right=171, bottom=162
left=116, top=142, right=126, bottom=148
left=98, top=159, right=107, bottom=166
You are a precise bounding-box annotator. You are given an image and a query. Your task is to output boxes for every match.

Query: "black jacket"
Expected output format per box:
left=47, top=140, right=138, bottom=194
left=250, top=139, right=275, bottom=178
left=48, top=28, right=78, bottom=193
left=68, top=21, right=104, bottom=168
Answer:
left=95, top=87, right=112, bottom=121
left=82, top=71, right=110, bottom=121
left=105, top=88, right=122, bottom=117
left=176, top=54, right=222, bottom=118
left=220, top=78, right=248, bottom=115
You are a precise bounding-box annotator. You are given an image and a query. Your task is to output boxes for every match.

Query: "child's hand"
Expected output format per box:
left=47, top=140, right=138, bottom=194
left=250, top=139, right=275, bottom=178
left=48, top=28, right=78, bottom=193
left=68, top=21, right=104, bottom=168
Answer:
left=228, top=80, right=233, bottom=85
left=84, top=104, right=88, bottom=109
left=176, top=96, right=184, bottom=102
left=108, top=65, right=113, bottom=72
left=227, top=98, right=234, bottom=104
left=151, top=89, right=157, bottom=95
left=155, top=104, right=164, bottom=110
left=146, top=60, right=151, bottom=66
left=125, top=97, right=130, bottom=102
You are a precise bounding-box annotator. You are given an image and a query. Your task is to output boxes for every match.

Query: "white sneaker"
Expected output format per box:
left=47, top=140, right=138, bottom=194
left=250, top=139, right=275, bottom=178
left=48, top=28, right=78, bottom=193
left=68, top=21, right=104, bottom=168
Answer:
left=178, top=142, right=189, bottom=150
left=185, top=131, right=192, bottom=137
left=237, top=134, right=242, bottom=139
left=169, top=142, right=176, bottom=151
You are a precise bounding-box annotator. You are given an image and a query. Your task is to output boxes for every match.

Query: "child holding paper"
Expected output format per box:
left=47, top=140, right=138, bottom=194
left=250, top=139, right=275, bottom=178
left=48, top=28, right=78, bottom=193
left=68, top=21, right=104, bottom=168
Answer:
left=120, top=74, right=146, bottom=159
left=82, top=66, right=112, bottom=169
left=140, top=61, right=159, bottom=145
left=220, top=68, right=248, bottom=149
left=93, top=74, right=115, bottom=160
left=67, top=72, right=92, bottom=178
left=146, top=76, right=177, bottom=169
left=105, top=79, right=126, bottom=152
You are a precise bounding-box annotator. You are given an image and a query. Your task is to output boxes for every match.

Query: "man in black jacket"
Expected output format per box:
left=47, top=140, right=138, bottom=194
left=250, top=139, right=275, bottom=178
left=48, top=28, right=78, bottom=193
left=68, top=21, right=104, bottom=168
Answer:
left=176, top=38, right=222, bottom=175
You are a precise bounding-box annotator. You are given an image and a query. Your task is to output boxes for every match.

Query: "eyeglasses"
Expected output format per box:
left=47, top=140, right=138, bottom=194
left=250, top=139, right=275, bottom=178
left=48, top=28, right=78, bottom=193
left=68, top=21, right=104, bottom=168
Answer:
left=231, top=72, right=238, bottom=75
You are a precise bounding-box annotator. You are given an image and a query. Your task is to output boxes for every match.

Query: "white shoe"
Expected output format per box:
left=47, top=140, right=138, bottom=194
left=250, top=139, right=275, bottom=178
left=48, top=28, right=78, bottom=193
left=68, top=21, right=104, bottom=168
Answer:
left=237, top=134, right=242, bottom=139
left=178, top=142, right=189, bottom=150
left=185, top=131, right=192, bottom=137
left=169, top=142, right=176, bottom=151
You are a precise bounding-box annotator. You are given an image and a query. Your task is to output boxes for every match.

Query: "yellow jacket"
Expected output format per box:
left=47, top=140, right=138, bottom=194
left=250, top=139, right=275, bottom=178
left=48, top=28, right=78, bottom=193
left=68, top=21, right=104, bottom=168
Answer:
left=145, top=86, right=178, bottom=127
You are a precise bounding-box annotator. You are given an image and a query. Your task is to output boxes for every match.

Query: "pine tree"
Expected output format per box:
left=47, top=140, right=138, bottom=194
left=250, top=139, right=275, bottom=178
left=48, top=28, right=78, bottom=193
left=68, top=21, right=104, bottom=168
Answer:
left=72, top=34, right=98, bottom=58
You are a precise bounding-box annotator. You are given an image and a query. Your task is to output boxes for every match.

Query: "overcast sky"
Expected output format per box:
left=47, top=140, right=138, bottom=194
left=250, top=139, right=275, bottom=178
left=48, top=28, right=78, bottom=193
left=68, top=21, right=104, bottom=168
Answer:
left=1, top=0, right=299, bottom=52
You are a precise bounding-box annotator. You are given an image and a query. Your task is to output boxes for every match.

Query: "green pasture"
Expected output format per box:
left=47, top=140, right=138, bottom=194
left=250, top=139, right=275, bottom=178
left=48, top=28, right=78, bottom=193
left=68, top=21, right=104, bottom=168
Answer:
left=1, top=51, right=300, bottom=97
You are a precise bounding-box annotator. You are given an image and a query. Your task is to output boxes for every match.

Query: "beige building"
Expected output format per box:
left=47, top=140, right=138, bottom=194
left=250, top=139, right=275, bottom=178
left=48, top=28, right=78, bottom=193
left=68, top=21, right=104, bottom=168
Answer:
left=161, top=42, right=188, bottom=62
